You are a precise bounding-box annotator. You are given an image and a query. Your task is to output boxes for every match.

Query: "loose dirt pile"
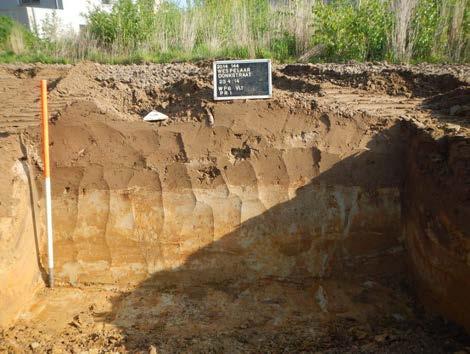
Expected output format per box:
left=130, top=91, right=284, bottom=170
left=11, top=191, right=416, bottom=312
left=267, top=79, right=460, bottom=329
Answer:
left=0, top=61, right=468, bottom=353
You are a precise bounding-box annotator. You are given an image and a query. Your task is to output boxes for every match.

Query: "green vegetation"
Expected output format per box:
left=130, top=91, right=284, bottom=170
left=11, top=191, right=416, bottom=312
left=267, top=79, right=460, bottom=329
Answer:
left=0, top=0, right=468, bottom=64
left=312, top=0, right=393, bottom=62
left=0, top=16, right=36, bottom=56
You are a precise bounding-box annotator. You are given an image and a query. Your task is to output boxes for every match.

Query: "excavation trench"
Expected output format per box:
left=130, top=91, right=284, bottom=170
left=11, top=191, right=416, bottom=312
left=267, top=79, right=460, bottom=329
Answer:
left=0, top=63, right=468, bottom=352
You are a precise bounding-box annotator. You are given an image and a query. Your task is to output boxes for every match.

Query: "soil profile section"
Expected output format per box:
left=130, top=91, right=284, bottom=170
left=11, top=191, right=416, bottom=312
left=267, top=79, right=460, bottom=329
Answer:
left=0, top=62, right=468, bottom=343
left=45, top=99, right=405, bottom=286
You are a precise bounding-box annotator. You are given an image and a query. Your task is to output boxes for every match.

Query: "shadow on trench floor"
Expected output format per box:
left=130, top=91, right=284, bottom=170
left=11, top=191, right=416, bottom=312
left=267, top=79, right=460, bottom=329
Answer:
left=2, top=278, right=469, bottom=353
left=104, top=279, right=470, bottom=353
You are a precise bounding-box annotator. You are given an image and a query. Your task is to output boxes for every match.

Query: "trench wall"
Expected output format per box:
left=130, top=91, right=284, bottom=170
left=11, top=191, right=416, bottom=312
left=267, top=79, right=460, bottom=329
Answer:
left=0, top=103, right=409, bottom=327
left=403, top=130, right=470, bottom=332
left=43, top=103, right=407, bottom=286
left=0, top=135, right=43, bottom=328
left=51, top=182, right=402, bottom=286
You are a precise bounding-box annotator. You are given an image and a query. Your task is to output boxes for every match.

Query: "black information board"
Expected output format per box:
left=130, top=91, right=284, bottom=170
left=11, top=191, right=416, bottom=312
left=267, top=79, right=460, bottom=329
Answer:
left=213, top=59, right=272, bottom=100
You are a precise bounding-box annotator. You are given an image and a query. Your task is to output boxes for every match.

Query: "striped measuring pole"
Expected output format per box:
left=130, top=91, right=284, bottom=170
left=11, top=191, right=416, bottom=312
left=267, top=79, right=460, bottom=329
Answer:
left=40, top=80, right=54, bottom=288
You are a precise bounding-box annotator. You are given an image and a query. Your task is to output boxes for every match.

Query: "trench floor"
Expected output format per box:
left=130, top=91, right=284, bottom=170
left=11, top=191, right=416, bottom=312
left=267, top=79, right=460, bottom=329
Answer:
left=1, top=278, right=469, bottom=353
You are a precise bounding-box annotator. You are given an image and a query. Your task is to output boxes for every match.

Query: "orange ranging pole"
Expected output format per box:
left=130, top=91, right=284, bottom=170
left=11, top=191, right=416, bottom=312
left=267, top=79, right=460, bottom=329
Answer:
left=41, top=80, right=50, bottom=178
left=40, top=80, right=54, bottom=288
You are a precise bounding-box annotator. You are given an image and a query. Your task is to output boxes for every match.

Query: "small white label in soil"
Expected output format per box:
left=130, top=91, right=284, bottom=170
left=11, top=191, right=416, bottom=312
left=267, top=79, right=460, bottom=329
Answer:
left=143, top=110, right=168, bottom=122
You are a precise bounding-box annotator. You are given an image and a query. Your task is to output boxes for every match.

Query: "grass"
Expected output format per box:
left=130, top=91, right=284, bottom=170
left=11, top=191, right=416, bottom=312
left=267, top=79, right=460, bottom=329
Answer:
left=0, top=16, right=36, bottom=55
left=0, top=0, right=468, bottom=65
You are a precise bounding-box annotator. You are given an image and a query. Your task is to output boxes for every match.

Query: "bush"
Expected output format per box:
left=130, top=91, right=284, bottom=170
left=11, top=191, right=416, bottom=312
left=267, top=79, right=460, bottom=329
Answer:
left=270, top=32, right=297, bottom=61
left=312, top=0, right=392, bottom=62
left=410, top=0, right=440, bottom=61
left=88, top=0, right=156, bottom=49
left=311, top=0, right=468, bottom=63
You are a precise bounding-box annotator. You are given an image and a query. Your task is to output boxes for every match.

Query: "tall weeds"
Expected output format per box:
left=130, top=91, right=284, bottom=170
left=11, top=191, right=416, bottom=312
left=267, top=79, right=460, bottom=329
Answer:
left=0, top=0, right=468, bottom=64
left=0, top=16, right=35, bottom=55
left=391, top=0, right=417, bottom=62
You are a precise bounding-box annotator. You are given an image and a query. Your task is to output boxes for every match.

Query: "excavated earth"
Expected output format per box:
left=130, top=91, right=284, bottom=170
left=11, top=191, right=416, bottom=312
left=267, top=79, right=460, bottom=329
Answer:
left=0, top=61, right=469, bottom=353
